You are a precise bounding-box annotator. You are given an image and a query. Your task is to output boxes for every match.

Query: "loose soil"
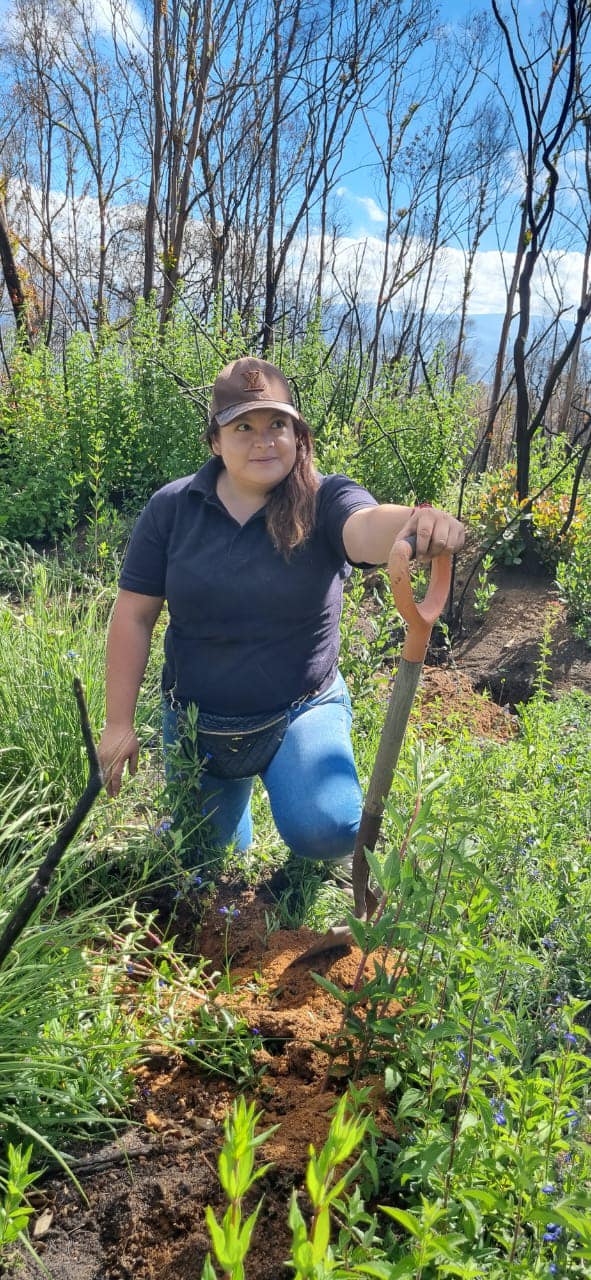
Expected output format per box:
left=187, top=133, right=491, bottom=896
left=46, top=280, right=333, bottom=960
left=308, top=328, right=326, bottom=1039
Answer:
left=453, top=565, right=591, bottom=704
left=10, top=572, right=591, bottom=1280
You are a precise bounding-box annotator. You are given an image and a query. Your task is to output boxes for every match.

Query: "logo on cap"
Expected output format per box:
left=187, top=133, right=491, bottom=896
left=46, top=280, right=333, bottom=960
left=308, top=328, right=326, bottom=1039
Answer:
left=243, top=369, right=267, bottom=391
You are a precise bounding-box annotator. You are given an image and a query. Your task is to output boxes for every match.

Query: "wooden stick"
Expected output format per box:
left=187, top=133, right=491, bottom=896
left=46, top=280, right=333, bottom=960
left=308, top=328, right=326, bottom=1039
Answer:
left=0, top=679, right=103, bottom=969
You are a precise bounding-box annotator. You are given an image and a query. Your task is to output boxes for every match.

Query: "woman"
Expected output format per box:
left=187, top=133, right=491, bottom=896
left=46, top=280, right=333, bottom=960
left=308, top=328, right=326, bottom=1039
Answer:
left=98, top=357, right=463, bottom=866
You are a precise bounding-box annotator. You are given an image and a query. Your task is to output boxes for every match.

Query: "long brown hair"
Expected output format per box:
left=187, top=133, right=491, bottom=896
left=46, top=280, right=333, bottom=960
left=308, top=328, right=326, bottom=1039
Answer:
left=207, top=415, right=319, bottom=559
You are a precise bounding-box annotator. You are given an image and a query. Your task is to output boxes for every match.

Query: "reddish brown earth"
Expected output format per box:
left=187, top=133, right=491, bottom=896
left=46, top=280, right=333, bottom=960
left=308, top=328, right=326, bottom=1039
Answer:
left=10, top=575, right=591, bottom=1280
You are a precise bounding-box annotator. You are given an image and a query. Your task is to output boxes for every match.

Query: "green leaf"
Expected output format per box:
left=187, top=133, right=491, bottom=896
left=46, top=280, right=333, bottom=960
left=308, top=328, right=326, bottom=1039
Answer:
left=238, top=1204, right=262, bottom=1259
left=306, top=1156, right=321, bottom=1205
left=395, top=1088, right=424, bottom=1119
left=312, top=974, right=354, bottom=1003
left=288, top=1192, right=308, bottom=1252
left=312, top=1204, right=331, bottom=1260
left=379, top=1206, right=421, bottom=1238
left=384, top=1066, right=401, bottom=1092
left=204, top=1207, right=235, bottom=1270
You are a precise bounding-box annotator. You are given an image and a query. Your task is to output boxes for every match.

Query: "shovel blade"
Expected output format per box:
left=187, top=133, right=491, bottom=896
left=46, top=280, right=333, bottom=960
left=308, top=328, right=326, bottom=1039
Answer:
left=287, top=923, right=354, bottom=965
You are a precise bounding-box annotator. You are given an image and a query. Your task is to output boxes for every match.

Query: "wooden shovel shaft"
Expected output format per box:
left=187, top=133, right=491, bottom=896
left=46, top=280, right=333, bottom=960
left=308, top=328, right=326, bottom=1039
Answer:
left=352, top=657, right=423, bottom=915
left=351, top=541, right=453, bottom=918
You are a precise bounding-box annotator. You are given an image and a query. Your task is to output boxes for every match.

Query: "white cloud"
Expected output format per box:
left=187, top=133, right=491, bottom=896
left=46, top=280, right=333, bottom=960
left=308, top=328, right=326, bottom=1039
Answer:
left=6, top=182, right=588, bottom=322
left=92, top=0, right=147, bottom=47
left=336, top=186, right=387, bottom=225
left=288, top=233, right=587, bottom=317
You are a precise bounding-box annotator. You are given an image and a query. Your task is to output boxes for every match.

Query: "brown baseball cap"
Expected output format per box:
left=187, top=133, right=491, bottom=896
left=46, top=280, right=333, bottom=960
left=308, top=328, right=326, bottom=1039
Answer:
left=210, top=357, right=299, bottom=427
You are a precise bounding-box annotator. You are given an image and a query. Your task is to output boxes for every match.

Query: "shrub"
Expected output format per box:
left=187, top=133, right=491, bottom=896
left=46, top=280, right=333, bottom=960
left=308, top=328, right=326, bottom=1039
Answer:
left=532, top=492, right=585, bottom=570
left=356, top=351, right=477, bottom=505
left=469, top=464, right=528, bottom=565
left=470, top=464, right=585, bottom=569
left=556, top=499, right=591, bottom=645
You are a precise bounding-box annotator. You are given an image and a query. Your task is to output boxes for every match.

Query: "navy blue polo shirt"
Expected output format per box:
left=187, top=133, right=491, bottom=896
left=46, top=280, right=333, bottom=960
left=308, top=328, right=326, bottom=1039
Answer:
left=118, top=457, right=378, bottom=715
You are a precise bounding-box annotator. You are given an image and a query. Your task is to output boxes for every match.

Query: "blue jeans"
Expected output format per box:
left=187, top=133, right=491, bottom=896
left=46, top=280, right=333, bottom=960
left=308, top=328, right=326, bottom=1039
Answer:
left=161, top=673, right=362, bottom=861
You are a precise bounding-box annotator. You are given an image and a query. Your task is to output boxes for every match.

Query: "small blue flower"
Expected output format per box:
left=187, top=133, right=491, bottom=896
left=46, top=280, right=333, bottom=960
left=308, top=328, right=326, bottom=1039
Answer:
left=232, top=908, right=240, bottom=918
left=66, top=649, right=80, bottom=659
left=548, top=1265, right=558, bottom=1275
left=457, top=1050, right=467, bottom=1065
left=542, top=1184, right=556, bottom=1194
left=158, top=978, right=168, bottom=987
left=543, top=1224, right=562, bottom=1242
left=525, top=835, right=535, bottom=846
left=250, top=1027, right=261, bottom=1036
left=187, top=1037, right=196, bottom=1046
left=219, top=906, right=229, bottom=915
left=491, top=1096, right=506, bottom=1125
left=487, top=1052, right=497, bottom=1062
left=192, top=874, right=203, bottom=886
left=126, top=963, right=134, bottom=974
left=541, top=938, right=556, bottom=949
left=564, top=1032, right=577, bottom=1045
left=155, top=819, right=172, bottom=835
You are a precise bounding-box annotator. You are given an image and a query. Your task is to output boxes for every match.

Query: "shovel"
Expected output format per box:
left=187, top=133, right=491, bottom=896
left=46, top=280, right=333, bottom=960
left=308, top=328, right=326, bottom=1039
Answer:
left=290, top=534, right=453, bottom=964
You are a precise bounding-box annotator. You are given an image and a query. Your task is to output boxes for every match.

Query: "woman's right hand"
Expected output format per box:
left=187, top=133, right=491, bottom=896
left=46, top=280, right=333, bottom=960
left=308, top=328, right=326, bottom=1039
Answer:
left=98, top=724, right=140, bottom=799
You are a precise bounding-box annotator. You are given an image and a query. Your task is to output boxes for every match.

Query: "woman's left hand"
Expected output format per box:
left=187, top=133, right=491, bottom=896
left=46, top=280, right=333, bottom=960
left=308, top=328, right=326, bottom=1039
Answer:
left=398, top=506, right=464, bottom=562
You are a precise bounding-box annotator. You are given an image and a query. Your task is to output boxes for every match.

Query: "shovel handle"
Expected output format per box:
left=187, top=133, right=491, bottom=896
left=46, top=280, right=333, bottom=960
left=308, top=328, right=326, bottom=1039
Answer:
left=388, top=536, right=453, bottom=663
left=351, top=540, right=453, bottom=917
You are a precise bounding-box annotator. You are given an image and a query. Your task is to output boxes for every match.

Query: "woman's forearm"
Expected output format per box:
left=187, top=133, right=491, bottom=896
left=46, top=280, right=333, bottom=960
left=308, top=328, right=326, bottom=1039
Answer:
left=104, top=593, right=162, bottom=728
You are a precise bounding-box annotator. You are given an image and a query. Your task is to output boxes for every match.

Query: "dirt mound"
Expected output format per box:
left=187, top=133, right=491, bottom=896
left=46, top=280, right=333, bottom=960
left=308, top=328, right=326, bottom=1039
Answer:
left=418, top=666, right=516, bottom=739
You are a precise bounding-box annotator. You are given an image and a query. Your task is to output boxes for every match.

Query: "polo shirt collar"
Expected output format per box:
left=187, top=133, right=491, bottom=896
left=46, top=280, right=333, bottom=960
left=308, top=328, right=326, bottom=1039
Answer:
left=188, top=456, right=222, bottom=496
left=188, top=455, right=267, bottom=523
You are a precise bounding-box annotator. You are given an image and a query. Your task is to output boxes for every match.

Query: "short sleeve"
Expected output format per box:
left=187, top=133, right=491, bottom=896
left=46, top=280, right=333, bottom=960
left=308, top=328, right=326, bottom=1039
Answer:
left=317, top=474, right=378, bottom=566
left=118, top=498, right=169, bottom=596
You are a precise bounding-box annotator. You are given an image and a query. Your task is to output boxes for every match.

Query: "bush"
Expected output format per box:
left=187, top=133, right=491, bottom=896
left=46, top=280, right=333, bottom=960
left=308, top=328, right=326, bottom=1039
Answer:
left=469, top=463, right=586, bottom=569
left=468, top=464, right=528, bottom=565
left=556, top=499, right=591, bottom=645
left=356, top=351, right=477, bottom=505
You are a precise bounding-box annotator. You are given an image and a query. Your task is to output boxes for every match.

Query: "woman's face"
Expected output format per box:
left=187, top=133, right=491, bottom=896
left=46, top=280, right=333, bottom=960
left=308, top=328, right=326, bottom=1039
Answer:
left=211, top=407, right=298, bottom=494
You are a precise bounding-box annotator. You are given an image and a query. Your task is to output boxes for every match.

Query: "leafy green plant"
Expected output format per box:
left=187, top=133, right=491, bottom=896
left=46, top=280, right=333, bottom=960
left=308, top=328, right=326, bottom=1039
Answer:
left=532, top=492, right=584, bottom=570
left=301, top=733, right=591, bottom=1276
left=0, top=1144, right=40, bottom=1248
left=0, top=566, right=160, bottom=806
left=201, top=1097, right=277, bottom=1280
left=556, top=500, right=591, bottom=645
left=0, top=780, right=143, bottom=1163
left=473, top=553, right=498, bottom=618
left=469, top=464, right=528, bottom=565
left=357, top=352, right=477, bottom=506
left=339, top=570, right=399, bottom=703
left=202, top=1094, right=369, bottom=1280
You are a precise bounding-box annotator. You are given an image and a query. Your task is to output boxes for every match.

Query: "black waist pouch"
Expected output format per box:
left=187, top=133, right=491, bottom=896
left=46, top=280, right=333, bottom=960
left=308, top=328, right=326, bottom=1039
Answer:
left=194, top=707, right=290, bottom=779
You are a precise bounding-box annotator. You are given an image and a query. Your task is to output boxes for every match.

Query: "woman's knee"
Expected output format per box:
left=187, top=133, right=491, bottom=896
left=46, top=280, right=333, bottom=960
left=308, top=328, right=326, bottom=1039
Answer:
left=279, top=810, right=359, bottom=861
